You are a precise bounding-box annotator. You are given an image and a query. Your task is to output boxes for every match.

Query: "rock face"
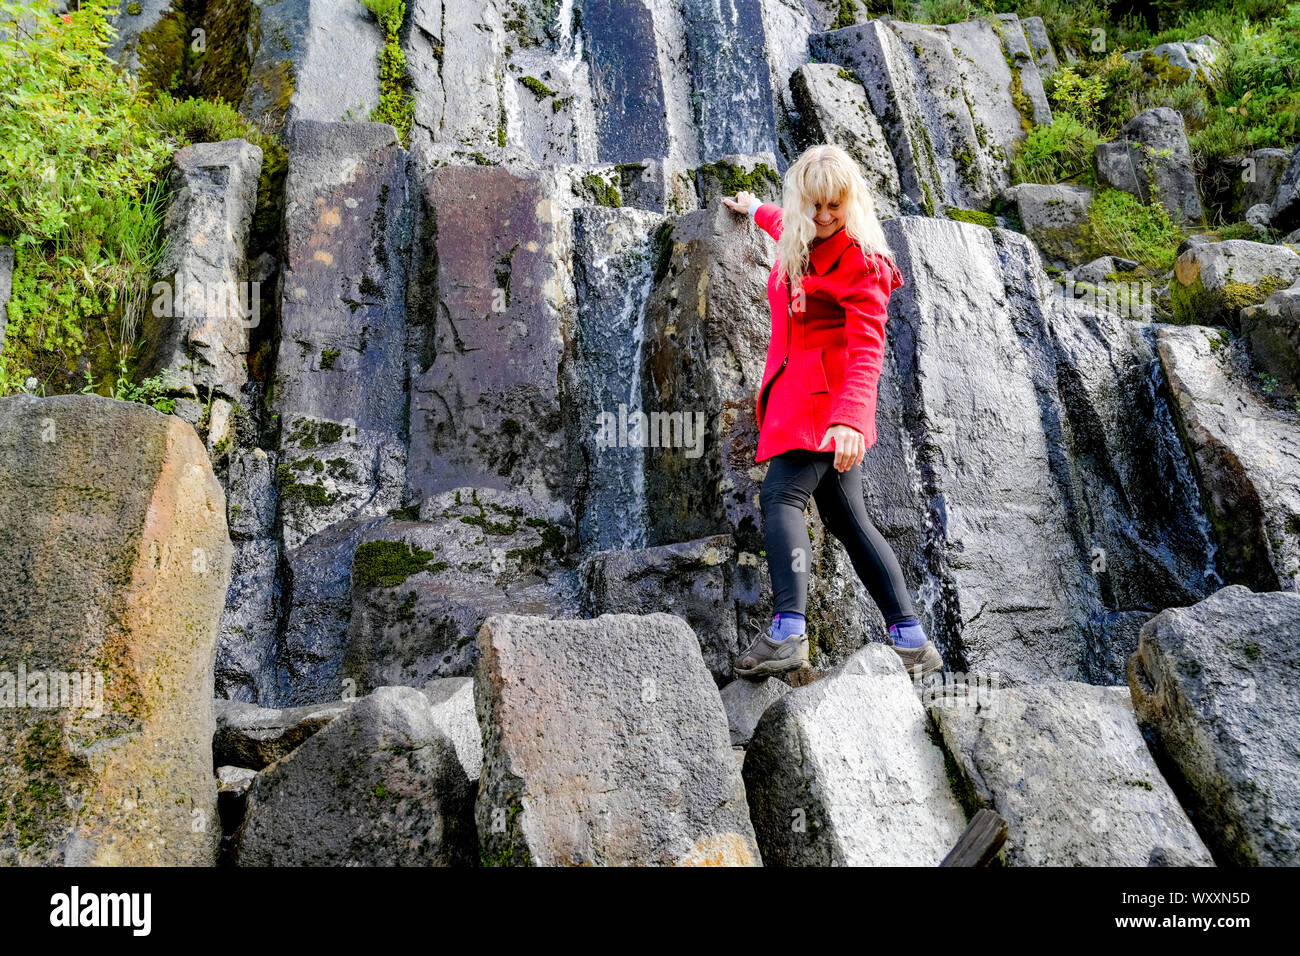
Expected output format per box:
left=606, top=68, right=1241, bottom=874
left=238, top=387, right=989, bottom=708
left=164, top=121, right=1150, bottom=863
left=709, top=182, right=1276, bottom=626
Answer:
left=137, top=139, right=264, bottom=402
left=808, top=15, right=1050, bottom=216
left=0, top=395, right=232, bottom=865
left=232, top=686, right=477, bottom=865
left=1128, top=585, right=1300, bottom=865
left=475, top=613, right=760, bottom=866
left=1157, top=325, right=1300, bottom=592
left=929, top=681, right=1213, bottom=866
left=744, top=644, right=967, bottom=865
left=1170, top=239, right=1300, bottom=328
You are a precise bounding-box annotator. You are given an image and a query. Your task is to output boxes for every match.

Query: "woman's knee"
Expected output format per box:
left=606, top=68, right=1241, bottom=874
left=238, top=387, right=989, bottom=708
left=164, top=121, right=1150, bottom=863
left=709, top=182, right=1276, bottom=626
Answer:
left=759, top=479, right=810, bottom=517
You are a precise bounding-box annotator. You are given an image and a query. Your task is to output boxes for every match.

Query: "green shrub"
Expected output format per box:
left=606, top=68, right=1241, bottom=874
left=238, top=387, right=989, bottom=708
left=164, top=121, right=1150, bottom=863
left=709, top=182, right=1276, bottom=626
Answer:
left=1087, top=188, right=1184, bottom=271
left=1011, top=113, right=1104, bottom=185
left=0, top=0, right=175, bottom=393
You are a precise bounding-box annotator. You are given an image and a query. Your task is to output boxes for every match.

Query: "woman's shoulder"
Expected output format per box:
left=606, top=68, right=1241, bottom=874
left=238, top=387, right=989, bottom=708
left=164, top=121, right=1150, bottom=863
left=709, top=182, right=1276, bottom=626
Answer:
left=841, top=238, right=904, bottom=291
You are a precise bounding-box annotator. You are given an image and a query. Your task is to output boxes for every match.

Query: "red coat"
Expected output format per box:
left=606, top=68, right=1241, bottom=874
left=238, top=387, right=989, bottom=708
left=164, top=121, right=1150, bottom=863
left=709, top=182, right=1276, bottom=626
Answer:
left=752, top=202, right=904, bottom=463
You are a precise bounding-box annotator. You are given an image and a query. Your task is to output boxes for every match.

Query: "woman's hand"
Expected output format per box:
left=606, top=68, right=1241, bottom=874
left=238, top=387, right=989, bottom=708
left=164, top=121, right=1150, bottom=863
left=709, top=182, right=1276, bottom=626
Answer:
left=721, top=190, right=757, bottom=213
left=818, top=424, right=865, bottom=472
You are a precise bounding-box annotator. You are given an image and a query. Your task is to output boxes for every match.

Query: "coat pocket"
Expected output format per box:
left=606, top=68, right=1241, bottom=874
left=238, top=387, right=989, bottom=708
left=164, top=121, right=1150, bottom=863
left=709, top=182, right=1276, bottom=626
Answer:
left=807, top=347, right=831, bottom=394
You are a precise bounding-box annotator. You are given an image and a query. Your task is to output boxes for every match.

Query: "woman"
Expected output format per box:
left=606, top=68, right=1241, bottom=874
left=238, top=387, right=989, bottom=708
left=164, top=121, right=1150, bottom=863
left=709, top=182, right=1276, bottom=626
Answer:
left=720, top=143, right=942, bottom=680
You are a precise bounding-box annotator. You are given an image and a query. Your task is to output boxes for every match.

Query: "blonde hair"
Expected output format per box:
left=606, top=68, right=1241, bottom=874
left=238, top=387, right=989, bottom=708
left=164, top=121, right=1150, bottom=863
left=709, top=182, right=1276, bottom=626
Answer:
left=775, top=144, right=892, bottom=295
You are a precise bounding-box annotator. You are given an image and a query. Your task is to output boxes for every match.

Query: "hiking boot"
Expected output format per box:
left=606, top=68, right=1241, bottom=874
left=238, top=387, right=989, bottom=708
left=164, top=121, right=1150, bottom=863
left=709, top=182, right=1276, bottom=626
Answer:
left=735, top=630, right=809, bottom=678
left=891, top=639, right=944, bottom=678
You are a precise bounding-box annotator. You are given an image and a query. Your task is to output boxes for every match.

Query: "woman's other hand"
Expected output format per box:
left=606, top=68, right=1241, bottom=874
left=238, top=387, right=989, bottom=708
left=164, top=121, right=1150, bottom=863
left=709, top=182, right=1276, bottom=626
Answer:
left=818, top=424, right=865, bottom=472
left=722, top=190, right=757, bottom=213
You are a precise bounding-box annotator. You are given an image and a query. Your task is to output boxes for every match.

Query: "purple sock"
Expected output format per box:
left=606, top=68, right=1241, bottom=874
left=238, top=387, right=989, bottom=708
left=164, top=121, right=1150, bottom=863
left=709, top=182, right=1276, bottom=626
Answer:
left=771, top=612, right=806, bottom=641
left=889, top=617, right=926, bottom=649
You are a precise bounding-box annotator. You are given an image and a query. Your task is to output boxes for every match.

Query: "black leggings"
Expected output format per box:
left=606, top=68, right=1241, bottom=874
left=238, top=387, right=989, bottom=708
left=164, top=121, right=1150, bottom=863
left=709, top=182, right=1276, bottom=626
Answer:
left=759, top=448, right=916, bottom=626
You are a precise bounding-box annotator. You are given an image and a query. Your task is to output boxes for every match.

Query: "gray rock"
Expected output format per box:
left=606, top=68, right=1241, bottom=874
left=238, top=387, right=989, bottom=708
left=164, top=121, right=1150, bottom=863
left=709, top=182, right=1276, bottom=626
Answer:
left=233, top=686, right=476, bottom=865
left=1096, top=108, right=1203, bottom=226
left=1129, top=585, right=1300, bottom=865
left=475, top=613, right=760, bottom=866
left=788, top=63, right=903, bottom=219
left=137, top=139, right=263, bottom=400
left=1021, top=15, right=1059, bottom=73
left=744, top=644, right=968, bottom=865
left=1222, top=148, right=1291, bottom=221
left=226, top=448, right=278, bottom=540
left=1015, top=183, right=1095, bottom=266
left=1273, top=144, right=1300, bottom=235
left=1170, top=239, right=1300, bottom=327
left=929, top=681, right=1214, bottom=865
left=241, top=0, right=382, bottom=132
left=1070, top=255, right=1138, bottom=286
left=719, top=675, right=790, bottom=747
left=421, top=677, right=483, bottom=781
left=0, top=395, right=231, bottom=865
left=1246, top=202, right=1274, bottom=233
left=105, top=0, right=176, bottom=77
left=883, top=218, right=1098, bottom=682
left=683, top=0, right=780, bottom=163
left=1157, top=325, right=1300, bottom=591
left=1241, top=280, right=1300, bottom=397
left=1125, top=35, right=1222, bottom=85
left=216, top=534, right=281, bottom=701
left=343, top=491, right=581, bottom=694
left=213, top=697, right=354, bottom=770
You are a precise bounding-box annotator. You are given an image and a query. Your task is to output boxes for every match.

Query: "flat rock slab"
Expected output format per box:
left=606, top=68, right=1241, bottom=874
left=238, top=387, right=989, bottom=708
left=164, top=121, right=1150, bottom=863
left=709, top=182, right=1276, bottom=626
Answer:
left=475, top=612, right=760, bottom=866
left=213, top=697, right=354, bottom=770
left=744, top=644, right=968, bottom=866
left=929, top=681, right=1213, bottom=866
left=1129, top=585, right=1300, bottom=865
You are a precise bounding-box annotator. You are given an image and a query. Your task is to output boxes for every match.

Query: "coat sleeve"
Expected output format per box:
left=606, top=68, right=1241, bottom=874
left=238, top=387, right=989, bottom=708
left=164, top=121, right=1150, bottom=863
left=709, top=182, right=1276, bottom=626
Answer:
left=827, top=253, right=903, bottom=436
left=753, top=203, right=783, bottom=242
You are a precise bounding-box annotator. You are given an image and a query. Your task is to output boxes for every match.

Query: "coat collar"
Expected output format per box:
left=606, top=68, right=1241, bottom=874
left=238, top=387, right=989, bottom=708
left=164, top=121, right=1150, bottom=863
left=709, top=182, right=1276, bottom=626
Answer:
left=807, top=225, right=856, bottom=276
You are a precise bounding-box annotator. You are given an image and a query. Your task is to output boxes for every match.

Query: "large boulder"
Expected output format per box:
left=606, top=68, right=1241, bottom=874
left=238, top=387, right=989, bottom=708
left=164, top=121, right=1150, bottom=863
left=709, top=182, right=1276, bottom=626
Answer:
left=743, top=644, right=968, bottom=865
left=0, top=395, right=232, bottom=865
left=1125, top=36, right=1222, bottom=85
left=475, top=613, right=760, bottom=866
left=929, top=681, right=1213, bottom=865
left=1157, top=325, right=1300, bottom=591
left=232, top=686, right=477, bottom=865
left=1170, top=239, right=1300, bottom=328
left=1128, top=585, right=1300, bottom=865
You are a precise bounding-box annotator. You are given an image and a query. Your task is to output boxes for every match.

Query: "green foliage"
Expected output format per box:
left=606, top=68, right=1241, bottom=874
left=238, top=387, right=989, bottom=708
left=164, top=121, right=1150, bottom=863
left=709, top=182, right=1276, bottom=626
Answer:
left=352, top=540, right=446, bottom=589
left=946, top=207, right=997, bottom=227
left=1010, top=113, right=1104, bottom=185
left=0, top=0, right=175, bottom=391
left=1087, top=188, right=1184, bottom=271
left=363, top=0, right=414, bottom=143
left=81, top=360, right=179, bottom=414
